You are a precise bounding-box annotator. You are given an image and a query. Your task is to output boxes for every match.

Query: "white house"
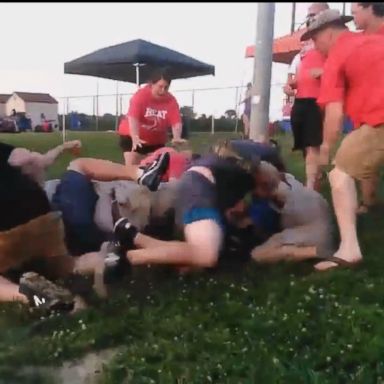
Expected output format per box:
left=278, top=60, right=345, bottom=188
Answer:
left=5, top=92, right=58, bottom=129
left=0, top=94, right=11, bottom=117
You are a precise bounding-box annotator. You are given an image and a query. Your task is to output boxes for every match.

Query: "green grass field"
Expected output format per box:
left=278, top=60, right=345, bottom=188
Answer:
left=0, top=131, right=384, bottom=384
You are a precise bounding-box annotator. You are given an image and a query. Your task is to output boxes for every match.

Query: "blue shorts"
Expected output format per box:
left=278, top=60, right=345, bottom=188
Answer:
left=249, top=199, right=281, bottom=236
left=52, top=170, right=108, bottom=255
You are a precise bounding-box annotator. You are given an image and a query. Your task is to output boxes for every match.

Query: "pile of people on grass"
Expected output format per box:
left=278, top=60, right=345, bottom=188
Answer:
left=1, top=2, right=384, bottom=313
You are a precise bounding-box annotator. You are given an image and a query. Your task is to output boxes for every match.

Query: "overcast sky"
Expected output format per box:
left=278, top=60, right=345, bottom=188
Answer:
left=0, top=2, right=350, bottom=119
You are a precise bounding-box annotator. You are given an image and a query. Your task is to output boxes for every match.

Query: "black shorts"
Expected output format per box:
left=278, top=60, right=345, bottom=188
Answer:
left=119, top=135, right=164, bottom=155
left=291, top=98, right=323, bottom=151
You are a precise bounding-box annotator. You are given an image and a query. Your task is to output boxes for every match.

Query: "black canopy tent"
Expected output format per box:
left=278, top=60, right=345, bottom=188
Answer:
left=64, top=39, right=215, bottom=85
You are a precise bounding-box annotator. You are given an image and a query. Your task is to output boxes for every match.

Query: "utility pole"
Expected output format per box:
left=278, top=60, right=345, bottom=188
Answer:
left=290, top=2, right=296, bottom=34
left=249, top=2, right=275, bottom=143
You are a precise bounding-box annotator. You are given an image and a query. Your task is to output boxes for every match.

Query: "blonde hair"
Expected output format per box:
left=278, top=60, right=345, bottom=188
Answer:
left=211, top=139, right=259, bottom=173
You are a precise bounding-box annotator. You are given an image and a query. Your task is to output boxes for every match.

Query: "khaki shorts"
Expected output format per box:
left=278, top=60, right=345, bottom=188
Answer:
left=0, top=212, right=74, bottom=279
left=334, top=124, right=384, bottom=180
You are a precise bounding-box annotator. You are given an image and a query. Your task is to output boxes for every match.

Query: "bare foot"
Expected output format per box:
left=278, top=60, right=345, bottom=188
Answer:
left=314, top=249, right=362, bottom=271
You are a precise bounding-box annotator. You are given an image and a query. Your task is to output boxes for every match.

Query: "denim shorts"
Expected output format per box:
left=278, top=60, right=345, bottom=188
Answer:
left=52, top=170, right=108, bottom=255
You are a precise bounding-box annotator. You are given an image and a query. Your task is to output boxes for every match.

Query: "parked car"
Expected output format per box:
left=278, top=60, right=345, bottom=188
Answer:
left=0, top=117, right=18, bottom=133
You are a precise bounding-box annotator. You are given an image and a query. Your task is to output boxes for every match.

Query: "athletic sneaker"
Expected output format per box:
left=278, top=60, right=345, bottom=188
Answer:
left=137, top=151, right=170, bottom=191
left=19, top=272, right=75, bottom=312
left=103, top=218, right=138, bottom=284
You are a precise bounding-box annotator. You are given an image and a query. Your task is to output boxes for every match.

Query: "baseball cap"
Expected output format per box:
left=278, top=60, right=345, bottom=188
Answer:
left=301, top=9, right=353, bottom=41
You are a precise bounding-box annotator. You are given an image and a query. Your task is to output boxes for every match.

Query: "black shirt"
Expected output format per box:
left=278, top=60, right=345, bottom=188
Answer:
left=192, top=154, right=254, bottom=211
left=0, top=142, right=51, bottom=231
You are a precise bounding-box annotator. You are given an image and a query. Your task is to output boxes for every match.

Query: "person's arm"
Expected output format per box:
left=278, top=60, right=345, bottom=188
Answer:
left=40, top=140, right=81, bottom=167
left=171, top=122, right=183, bottom=142
left=127, top=91, right=146, bottom=149
left=9, top=140, right=81, bottom=170
left=169, top=99, right=185, bottom=144
left=127, top=116, right=145, bottom=149
left=319, top=102, right=344, bottom=165
left=68, top=158, right=140, bottom=182
left=317, top=53, right=346, bottom=165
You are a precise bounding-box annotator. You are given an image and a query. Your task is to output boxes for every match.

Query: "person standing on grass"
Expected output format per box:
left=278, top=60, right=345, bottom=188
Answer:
left=350, top=2, right=384, bottom=214
left=239, top=82, right=252, bottom=138
left=301, top=9, right=384, bottom=271
left=117, top=68, right=186, bottom=166
left=283, top=2, right=329, bottom=191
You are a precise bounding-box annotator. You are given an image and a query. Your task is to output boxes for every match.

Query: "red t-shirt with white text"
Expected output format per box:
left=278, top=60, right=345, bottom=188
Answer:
left=118, top=85, right=181, bottom=145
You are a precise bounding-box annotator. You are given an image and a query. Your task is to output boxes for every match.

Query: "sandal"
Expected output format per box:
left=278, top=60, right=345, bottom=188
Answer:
left=313, top=255, right=362, bottom=271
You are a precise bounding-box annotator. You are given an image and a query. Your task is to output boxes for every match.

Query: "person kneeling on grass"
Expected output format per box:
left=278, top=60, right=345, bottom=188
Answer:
left=250, top=162, right=335, bottom=266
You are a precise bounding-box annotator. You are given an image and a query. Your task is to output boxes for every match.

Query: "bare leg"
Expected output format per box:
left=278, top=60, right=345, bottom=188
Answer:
left=73, top=251, right=107, bottom=298
left=69, top=158, right=143, bottom=182
left=0, top=276, right=28, bottom=304
left=305, top=146, right=321, bottom=190
left=124, top=151, right=143, bottom=166
left=242, top=115, right=250, bottom=138
left=252, top=244, right=317, bottom=264
left=127, top=220, right=223, bottom=268
left=134, top=233, right=174, bottom=249
left=315, top=167, right=363, bottom=271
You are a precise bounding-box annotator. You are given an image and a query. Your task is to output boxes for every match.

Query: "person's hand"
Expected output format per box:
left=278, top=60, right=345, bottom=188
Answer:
left=310, top=68, right=323, bottom=79
left=319, top=143, right=330, bottom=166
left=131, top=136, right=146, bottom=151
left=171, top=138, right=188, bottom=146
left=283, top=84, right=295, bottom=97
left=63, top=140, right=82, bottom=156
left=63, top=140, right=81, bottom=151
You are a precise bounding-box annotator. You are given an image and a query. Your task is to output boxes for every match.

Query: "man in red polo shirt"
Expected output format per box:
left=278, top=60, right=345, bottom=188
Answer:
left=284, top=2, right=329, bottom=190
left=301, top=9, right=384, bottom=270
left=351, top=3, right=384, bottom=213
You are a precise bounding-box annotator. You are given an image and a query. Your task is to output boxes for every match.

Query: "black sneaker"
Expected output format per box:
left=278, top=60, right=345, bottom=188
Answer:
left=103, top=218, right=138, bottom=284
left=137, top=151, right=170, bottom=191
left=19, top=272, right=75, bottom=312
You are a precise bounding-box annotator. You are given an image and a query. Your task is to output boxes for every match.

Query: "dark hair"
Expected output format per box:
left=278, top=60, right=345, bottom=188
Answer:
left=150, top=68, right=172, bottom=85
left=191, top=153, right=201, bottom=161
left=358, top=3, right=384, bottom=17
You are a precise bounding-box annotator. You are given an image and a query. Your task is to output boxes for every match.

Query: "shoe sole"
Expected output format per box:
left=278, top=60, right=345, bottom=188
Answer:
left=141, top=152, right=170, bottom=191
left=19, top=272, right=74, bottom=310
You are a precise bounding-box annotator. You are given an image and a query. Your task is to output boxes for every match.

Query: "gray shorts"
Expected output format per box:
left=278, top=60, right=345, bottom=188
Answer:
left=175, top=171, right=224, bottom=229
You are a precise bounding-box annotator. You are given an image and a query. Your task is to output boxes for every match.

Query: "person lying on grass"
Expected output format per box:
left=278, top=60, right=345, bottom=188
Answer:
left=249, top=161, right=335, bottom=266
left=101, top=149, right=260, bottom=276
left=47, top=148, right=193, bottom=256
left=0, top=144, right=170, bottom=313
left=5, top=139, right=81, bottom=186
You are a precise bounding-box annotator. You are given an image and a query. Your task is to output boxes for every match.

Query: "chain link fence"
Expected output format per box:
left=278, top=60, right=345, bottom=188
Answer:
left=57, top=83, right=285, bottom=135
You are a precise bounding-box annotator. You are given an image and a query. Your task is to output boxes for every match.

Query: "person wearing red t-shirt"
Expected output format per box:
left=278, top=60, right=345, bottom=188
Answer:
left=140, top=147, right=195, bottom=182
left=283, top=2, right=329, bottom=191
left=301, top=9, right=384, bottom=271
left=352, top=2, right=384, bottom=35
left=118, top=68, right=186, bottom=166
left=351, top=2, right=384, bottom=213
